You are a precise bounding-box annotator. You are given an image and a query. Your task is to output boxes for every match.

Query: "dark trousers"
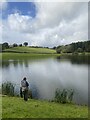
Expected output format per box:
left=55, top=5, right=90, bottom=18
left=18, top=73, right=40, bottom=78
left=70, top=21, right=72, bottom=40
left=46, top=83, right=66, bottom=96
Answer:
left=20, top=87, right=23, bottom=98
left=23, top=90, right=28, bottom=101
left=20, top=87, right=28, bottom=101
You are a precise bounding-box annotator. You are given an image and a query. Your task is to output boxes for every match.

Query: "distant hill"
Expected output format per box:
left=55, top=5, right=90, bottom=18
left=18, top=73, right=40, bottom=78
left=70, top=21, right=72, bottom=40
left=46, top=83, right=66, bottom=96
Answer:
left=0, top=44, right=2, bottom=52
left=1, top=40, right=90, bottom=54
left=56, top=41, right=90, bottom=53
left=2, top=46, right=56, bottom=54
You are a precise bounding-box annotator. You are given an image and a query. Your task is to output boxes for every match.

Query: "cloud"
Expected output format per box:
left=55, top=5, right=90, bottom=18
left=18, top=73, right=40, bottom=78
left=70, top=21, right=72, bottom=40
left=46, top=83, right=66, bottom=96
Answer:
left=0, top=0, right=8, bottom=10
left=1, top=2, right=88, bottom=47
left=7, top=13, right=33, bottom=32
left=34, top=2, right=87, bottom=28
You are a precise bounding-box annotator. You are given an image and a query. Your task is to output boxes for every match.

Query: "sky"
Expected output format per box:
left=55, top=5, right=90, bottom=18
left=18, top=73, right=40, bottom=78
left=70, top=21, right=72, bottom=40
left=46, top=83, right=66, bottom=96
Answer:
left=0, top=0, right=88, bottom=47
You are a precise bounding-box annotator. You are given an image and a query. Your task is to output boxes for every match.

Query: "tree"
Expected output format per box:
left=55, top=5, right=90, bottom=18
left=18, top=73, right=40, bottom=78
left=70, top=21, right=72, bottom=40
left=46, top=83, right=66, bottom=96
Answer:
left=77, top=48, right=83, bottom=52
left=13, top=43, right=18, bottom=47
left=53, top=46, right=56, bottom=49
left=2, top=42, right=9, bottom=50
left=19, top=44, right=22, bottom=47
left=23, top=42, right=28, bottom=46
left=56, top=41, right=90, bottom=53
left=0, top=44, right=2, bottom=52
left=56, top=46, right=62, bottom=53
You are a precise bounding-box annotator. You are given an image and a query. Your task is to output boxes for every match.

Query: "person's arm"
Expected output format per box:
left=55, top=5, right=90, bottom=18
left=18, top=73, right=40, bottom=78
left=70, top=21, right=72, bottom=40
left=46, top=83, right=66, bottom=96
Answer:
left=26, top=81, right=29, bottom=87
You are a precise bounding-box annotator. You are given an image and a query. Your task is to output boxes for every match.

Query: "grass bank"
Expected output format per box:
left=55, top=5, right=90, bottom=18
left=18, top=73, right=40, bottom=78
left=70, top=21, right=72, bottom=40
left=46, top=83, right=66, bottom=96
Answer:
left=1, top=46, right=59, bottom=60
left=1, top=53, right=60, bottom=60
left=1, top=46, right=90, bottom=60
left=3, top=46, right=56, bottom=54
left=2, top=96, right=88, bottom=118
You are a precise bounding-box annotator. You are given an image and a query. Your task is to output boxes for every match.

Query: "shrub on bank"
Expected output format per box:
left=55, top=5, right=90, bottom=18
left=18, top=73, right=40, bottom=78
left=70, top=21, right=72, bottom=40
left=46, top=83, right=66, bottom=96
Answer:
left=2, top=82, right=32, bottom=98
left=2, top=82, right=74, bottom=104
left=2, top=82, right=15, bottom=96
left=55, top=88, right=74, bottom=104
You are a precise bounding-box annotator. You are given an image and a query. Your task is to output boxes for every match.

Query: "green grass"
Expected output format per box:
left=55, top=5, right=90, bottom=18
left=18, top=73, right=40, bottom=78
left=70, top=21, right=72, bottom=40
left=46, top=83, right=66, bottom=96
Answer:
left=1, top=46, right=90, bottom=60
left=1, top=46, right=60, bottom=60
left=3, top=46, right=56, bottom=54
left=2, top=96, right=88, bottom=118
left=0, top=96, right=2, bottom=119
left=1, top=53, right=60, bottom=60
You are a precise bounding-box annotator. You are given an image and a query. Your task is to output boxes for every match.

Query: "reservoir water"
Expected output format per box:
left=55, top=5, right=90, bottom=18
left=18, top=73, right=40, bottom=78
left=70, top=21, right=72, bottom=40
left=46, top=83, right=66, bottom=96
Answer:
left=1, top=55, right=89, bottom=105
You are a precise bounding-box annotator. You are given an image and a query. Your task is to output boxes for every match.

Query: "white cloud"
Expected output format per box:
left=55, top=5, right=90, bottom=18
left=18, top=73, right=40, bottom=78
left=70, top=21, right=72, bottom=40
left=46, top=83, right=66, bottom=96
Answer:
left=1, top=2, right=88, bottom=47
left=0, top=0, right=8, bottom=10
left=7, top=13, right=33, bottom=32
left=34, top=2, right=87, bottom=28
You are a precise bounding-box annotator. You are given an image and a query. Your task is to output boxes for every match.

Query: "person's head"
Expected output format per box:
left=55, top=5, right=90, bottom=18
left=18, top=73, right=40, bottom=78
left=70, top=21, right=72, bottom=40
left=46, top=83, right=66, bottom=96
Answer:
left=23, top=77, right=26, bottom=81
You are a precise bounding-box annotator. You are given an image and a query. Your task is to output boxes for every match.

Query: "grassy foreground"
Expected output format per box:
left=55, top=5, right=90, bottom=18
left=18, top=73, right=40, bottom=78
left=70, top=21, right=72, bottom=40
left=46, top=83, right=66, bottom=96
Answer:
left=2, top=96, right=88, bottom=118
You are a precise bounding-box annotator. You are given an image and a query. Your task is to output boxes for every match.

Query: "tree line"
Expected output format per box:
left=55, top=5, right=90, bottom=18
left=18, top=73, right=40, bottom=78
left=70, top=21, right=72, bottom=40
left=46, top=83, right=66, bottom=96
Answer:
left=0, top=40, right=90, bottom=53
left=0, top=42, right=49, bottom=52
left=55, top=41, right=90, bottom=54
left=1, top=42, right=28, bottom=51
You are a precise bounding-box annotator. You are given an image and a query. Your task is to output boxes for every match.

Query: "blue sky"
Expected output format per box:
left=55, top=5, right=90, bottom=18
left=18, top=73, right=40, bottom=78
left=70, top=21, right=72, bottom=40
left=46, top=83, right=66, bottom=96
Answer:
left=2, top=2, right=36, bottom=19
left=0, top=2, right=88, bottom=47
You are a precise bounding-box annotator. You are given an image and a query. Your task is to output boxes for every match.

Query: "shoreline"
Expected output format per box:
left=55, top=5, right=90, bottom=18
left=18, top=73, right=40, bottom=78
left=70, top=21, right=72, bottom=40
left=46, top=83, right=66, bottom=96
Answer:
left=0, top=52, right=90, bottom=60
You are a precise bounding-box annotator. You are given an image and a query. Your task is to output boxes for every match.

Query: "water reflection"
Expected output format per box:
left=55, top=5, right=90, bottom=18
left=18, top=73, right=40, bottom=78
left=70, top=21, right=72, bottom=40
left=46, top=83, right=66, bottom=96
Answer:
left=57, top=55, right=90, bottom=65
left=2, top=55, right=90, bottom=68
left=1, top=56, right=89, bottom=105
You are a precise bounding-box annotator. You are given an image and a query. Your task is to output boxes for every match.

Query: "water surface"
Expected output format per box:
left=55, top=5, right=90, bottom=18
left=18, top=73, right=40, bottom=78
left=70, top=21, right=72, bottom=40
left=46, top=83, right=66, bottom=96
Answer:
left=1, top=55, right=89, bottom=105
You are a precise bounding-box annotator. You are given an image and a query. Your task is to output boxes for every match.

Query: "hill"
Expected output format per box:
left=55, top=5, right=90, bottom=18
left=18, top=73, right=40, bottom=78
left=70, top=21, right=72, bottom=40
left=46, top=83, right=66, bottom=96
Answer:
left=1, top=46, right=58, bottom=60
left=2, top=46, right=56, bottom=54
left=56, top=41, right=90, bottom=53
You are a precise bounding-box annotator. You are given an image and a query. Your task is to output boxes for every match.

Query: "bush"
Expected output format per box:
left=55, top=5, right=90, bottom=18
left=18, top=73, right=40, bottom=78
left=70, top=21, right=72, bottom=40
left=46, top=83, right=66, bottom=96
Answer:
left=28, top=89, right=32, bottom=99
left=0, top=86, right=1, bottom=94
left=13, top=43, right=18, bottom=47
left=55, top=88, right=74, bottom=104
left=2, top=42, right=9, bottom=50
left=19, top=44, right=22, bottom=47
left=2, top=82, right=15, bottom=96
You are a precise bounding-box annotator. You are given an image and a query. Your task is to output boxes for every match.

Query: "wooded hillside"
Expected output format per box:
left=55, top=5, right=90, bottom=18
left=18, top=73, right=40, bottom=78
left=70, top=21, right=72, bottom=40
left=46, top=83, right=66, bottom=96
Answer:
left=56, top=41, right=90, bottom=53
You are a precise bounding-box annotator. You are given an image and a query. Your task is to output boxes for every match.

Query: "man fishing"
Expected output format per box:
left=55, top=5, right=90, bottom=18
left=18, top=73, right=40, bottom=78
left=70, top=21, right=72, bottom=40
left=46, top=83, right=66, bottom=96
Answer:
left=20, top=77, right=29, bottom=101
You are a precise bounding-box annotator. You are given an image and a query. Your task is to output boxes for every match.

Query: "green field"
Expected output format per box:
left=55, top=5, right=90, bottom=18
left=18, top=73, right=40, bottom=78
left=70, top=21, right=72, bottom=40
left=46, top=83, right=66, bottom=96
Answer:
left=2, top=96, right=88, bottom=118
left=3, top=46, right=56, bottom=54
left=1, top=46, right=60, bottom=60
left=1, top=53, right=60, bottom=60
left=1, top=46, right=90, bottom=60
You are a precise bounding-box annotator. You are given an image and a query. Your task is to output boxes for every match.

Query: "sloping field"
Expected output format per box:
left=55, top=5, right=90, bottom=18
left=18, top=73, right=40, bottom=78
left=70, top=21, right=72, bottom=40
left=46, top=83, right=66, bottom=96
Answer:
left=3, top=46, right=56, bottom=54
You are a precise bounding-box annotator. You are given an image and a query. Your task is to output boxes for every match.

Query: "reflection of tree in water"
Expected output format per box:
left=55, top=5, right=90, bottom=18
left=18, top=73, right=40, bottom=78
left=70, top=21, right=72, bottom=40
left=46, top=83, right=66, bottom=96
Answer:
left=0, top=61, right=2, bottom=67
left=18, top=60, right=29, bottom=67
left=56, top=56, right=61, bottom=61
left=2, top=61, right=10, bottom=68
left=24, top=60, right=29, bottom=67
left=2, top=60, right=31, bottom=69
left=69, top=55, right=90, bottom=65
left=18, top=60, right=24, bottom=66
left=56, top=55, right=90, bottom=65
left=2, top=60, right=19, bottom=68
left=13, top=61, right=19, bottom=67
